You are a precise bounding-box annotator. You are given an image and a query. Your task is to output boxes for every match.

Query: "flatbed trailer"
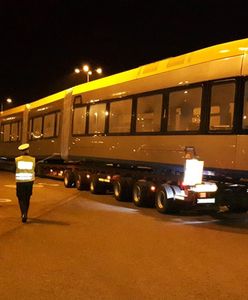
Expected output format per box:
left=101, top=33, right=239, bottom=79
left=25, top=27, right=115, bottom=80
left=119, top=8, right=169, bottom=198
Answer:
left=36, top=155, right=219, bottom=214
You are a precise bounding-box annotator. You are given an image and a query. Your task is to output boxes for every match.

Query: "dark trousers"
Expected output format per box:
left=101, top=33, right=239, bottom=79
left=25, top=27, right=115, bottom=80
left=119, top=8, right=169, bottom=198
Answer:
left=16, top=181, right=34, bottom=217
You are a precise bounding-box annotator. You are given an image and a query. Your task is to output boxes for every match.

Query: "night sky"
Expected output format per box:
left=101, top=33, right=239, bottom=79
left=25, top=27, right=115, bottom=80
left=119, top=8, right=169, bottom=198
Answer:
left=0, top=0, right=248, bottom=107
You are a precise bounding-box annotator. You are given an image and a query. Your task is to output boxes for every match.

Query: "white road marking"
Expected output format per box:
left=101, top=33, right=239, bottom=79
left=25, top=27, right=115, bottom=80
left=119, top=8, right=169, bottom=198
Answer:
left=4, top=184, right=44, bottom=188
left=37, top=182, right=60, bottom=187
left=34, top=184, right=44, bottom=188
left=78, top=198, right=139, bottom=214
left=4, top=185, right=17, bottom=188
left=182, top=219, right=218, bottom=225
left=0, top=198, right=12, bottom=203
left=172, top=217, right=218, bottom=225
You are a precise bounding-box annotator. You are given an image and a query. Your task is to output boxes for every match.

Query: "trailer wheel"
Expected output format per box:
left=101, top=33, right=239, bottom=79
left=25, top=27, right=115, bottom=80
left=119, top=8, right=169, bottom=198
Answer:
left=64, top=170, right=75, bottom=188
left=133, top=181, right=148, bottom=207
left=113, top=177, right=133, bottom=201
left=76, top=173, right=90, bottom=191
left=90, top=175, right=106, bottom=194
left=155, top=185, right=174, bottom=214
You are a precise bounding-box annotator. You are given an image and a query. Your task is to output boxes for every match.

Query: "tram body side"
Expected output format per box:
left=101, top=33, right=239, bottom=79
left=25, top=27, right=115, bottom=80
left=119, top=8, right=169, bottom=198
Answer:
left=67, top=53, right=245, bottom=174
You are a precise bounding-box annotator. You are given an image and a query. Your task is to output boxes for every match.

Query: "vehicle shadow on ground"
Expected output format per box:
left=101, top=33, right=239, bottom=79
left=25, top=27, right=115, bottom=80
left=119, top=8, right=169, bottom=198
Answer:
left=210, top=211, right=248, bottom=229
left=152, top=208, right=248, bottom=233
left=82, top=192, right=248, bottom=233
left=27, top=218, right=70, bottom=226
left=114, top=199, right=248, bottom=233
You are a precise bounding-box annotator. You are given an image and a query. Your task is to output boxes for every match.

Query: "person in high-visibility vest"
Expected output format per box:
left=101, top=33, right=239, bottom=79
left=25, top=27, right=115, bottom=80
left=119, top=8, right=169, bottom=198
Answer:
left=15, top=143, right=36, bottom=223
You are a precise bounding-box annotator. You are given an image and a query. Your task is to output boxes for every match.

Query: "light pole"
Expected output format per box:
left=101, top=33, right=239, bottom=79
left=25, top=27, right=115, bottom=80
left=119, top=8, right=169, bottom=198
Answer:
left=74, top=64, right=103, bottom=82
left=0, top=98, right=12, bottom=114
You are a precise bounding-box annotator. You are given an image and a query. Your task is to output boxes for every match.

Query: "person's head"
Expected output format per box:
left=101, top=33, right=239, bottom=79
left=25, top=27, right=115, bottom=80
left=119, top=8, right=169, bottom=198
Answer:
left=18, top=143, right=30, bottom=154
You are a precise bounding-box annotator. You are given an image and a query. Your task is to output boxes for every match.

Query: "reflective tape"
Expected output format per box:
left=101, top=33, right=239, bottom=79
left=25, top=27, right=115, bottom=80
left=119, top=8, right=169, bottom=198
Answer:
left=17, top=161, right=33, bottom=170
left=16, top=173, right=33, bottom=181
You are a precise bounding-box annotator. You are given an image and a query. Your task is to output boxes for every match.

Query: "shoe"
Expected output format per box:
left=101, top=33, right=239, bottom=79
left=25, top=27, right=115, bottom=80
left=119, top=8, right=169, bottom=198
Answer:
left=22, top=214, right=27, bottom=223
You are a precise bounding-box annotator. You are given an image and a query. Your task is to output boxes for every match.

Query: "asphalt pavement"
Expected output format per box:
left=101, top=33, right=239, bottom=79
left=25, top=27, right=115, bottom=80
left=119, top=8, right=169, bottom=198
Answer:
left=1, top=172, right=248, bottom=299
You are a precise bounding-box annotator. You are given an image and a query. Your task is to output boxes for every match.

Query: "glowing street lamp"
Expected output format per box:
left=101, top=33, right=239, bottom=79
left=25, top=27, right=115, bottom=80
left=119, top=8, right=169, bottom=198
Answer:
left=96, top=67, right=102, bottom=75
left=83, top=65, right=90, bottom=73
left=74, top=64, right=103, bottom=82
left=0, top=98, right=12, bottom=114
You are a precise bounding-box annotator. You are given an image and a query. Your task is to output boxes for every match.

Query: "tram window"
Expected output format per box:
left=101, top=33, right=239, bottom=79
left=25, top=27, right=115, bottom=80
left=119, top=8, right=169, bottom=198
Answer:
left=56, top=112, right=60, bottom=136
left=10, top=122, right=19, bottom=141
left=28, top=119, right=32, bottom=140
left=209, top=82, right=235, bottom=131
left=0, top=125, right=3, bottom=142
left=19, top=122, right=22, bottom=140
left=89, top=103, right=106, bottom=134
left=168, top=87, right=202, bottom=131
left=32, top=116, right=43, bottom=139
left=0, top=121, right=21, bottom=142
left=242, top=81, right=248, bottom=129
left=72, top=106, right=87, bottom=135
left=109, top=99, right=132, bottom=133
left=136, top=94, right=162, bottom=132
left=43, top=113, right=56, bottom=138
left=3, top=124, right=10, bottom=142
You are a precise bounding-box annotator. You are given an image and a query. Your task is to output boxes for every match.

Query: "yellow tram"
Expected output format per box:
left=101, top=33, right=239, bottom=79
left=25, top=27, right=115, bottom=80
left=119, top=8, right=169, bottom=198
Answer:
left=1, top=38, right=248, bottom=212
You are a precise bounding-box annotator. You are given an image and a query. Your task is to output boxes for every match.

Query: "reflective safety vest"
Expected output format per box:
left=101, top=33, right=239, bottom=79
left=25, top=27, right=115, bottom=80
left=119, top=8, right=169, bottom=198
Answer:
left=15, top=155, right=36, bottom=182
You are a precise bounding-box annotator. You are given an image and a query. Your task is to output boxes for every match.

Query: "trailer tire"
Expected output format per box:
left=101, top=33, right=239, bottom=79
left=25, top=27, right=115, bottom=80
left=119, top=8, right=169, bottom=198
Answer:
left=64, top=170, right=75, bottom=188
left=76, top=173, right=90, bottom=191
left=133, top=181, right=148, bottom=207
left=90, top=175, right=106, bottom=194
left=155, top=185, right=174, bottom=214
left=113, top=177, right=133, bottom=202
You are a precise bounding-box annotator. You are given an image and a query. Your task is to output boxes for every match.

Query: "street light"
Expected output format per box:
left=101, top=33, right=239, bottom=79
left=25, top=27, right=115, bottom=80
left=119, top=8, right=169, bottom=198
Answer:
left=0, top=98, right=12, bottom=114
left=74, top=64, right=103, bottom=82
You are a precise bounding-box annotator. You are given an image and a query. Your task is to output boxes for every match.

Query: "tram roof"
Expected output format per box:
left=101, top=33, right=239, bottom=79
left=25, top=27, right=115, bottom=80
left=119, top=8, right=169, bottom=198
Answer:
left=72, top=37, right=248, bottom=95
left=2, top=37, right=248, bottom=117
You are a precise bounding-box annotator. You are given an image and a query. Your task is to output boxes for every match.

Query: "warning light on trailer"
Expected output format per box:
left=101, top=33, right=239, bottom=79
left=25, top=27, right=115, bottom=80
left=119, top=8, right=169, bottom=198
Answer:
left=183, top=159, right=204, bottom=186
